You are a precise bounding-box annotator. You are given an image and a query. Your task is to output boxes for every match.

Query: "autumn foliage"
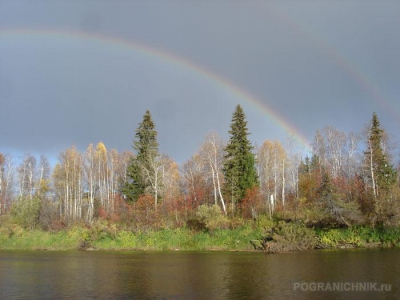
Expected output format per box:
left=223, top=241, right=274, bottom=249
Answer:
left=0, top=110, right=399, bottom=233
left=240, top=186, right=264, bottom=219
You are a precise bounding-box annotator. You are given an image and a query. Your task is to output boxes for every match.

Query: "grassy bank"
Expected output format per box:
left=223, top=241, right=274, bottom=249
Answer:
left=1, top=220, right=400, bottom=252
left=0, top=226, right=87, bottom=250
left=0, top=223, right=263, bottom=251
left=315, top=226, right=400, bottom=249
left=93, top=227, right=263, bottom=251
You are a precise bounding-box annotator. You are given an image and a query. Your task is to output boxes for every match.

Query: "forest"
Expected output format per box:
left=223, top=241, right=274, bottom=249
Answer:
left=0, top=105, right=399, bottom=252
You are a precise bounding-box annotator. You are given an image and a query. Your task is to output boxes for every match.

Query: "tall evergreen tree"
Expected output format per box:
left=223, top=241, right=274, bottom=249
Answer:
left=223, top=105, right=258, bottom=211
left=364, top=112, right=397, bottom=223
left=123, top=110, right=159, bottom=202
left=364, top=112, right=397, bottom=197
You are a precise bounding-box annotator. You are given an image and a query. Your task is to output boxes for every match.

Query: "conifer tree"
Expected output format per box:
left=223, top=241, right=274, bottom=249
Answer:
left=364, top=112, right=397, bottom=223
left=123, top=110, right=159, bottom=202
left=223, top=105, right=258, bottom=211
left=364, top=112, right=397, bottom=198
left=316, top=172, right=361, bottom=226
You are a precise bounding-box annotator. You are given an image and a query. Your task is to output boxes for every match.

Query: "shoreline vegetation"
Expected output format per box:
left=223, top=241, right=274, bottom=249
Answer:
left=1, top=216, right=400, bottom=253
left=1, top=109, right=400, bottom=254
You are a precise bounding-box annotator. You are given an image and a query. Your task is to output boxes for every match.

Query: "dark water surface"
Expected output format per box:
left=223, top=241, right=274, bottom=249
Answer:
left=0, top=249, right=399, bottom=299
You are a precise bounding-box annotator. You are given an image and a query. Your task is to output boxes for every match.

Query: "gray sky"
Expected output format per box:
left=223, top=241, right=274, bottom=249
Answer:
left=1, top=1, right=399, bottom=163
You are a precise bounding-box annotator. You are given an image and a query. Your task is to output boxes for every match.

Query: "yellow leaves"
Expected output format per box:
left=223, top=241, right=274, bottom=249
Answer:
left=261, top=140, right=286, bottom=159
left=58, top=145, right=82, bottom=171
left=86, top=143, right=94, bottom=156
left=38, top=179, right=50, bottom=194
left=96, top=141, right=107, bottom=161
left=159, top=155, right=180, bottom=200
left=259, top=140, right=287, bottom=171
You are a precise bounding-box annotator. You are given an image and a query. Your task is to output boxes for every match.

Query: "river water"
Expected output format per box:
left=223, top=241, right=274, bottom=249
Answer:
left=0, top=249, right=398, bottom=299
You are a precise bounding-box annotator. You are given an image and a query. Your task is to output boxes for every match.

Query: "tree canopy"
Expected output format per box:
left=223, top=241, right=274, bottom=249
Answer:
left=364, top=112, right=397, bottom=224
left=123, top=110, right=160, bottom=202
left=223, top=105, right=258, bottom=210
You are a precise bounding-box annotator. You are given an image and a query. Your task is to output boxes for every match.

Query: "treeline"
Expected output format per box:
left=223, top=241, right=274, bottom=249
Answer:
left=0, top=106, right=399, bottom=231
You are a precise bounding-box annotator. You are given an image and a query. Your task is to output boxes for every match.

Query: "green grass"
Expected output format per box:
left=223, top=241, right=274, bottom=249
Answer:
left=0, top=223, right=263, bottom=251
left=315, top=226, right=400, bottom=248
left=0, top=228, right=82, bottom=250
left=2, top=221, right=400, bottom=252
left=92, top=226, right=262, bottom=251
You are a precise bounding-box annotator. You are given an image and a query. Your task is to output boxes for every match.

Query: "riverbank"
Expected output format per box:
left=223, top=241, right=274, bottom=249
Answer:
left=0, top=224, right=263, bottom=251
left=252, top=222, right=400, bottom=253
left=1, top=220, right=400, bottom=252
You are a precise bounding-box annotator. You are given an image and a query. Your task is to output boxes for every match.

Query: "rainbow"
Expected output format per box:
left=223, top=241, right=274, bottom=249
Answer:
left=269, top=6, right=400, bottom=122
left=0, top=28, right=312, bottom=152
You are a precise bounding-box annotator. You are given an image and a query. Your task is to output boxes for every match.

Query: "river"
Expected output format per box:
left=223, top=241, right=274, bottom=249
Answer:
left=0, top=249, right=398, bottom=299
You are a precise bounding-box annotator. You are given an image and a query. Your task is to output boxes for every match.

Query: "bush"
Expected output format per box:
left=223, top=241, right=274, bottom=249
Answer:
left=254, top=215, right=274, bottom=230
left=0, top=215, right=20, bottom=238
left=187, top=204, right=229, bottom=232
left=132, top=194, right=163, bottom=230
left=240, top=186, right=265, bottom=219
left=316, top=227, right=371, bottom=248
left=10, top=197, right=41, bottom=230
left=39, top=199, right=61, bottom=231
left=261, top=221, right=317, bottom=252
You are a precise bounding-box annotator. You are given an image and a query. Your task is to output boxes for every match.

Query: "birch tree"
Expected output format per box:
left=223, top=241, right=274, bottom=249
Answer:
left=117, top=151, right=133, bottom=192
left=257, top=140, right=286, bottom=211
left=343, top=132, right=360, bottom=179
left=0, top=153, right=14, bottom=214
left=199, top=132, right=227, bottom=214
left=108, top=148, right=120, bottom=212
left=312, top=126, right=358, bottom=179
left=84, top=143, right=96, bottom=222
left=159, top=154, right=180, bottom=205
left=17, top=153, right=36, bottom=200
left=95, top=142, right=109, bottom=210
left=283, top=136, right=302, bottom=201
left=53, top=146, right=84, bottom=222
left=180, top=153, right=208, bottom=208
left=36, top=155, right=51, bottom=199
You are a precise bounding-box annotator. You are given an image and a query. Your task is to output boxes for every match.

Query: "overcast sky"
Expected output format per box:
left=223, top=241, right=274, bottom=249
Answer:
left=1, top=1, right=399, bottom=163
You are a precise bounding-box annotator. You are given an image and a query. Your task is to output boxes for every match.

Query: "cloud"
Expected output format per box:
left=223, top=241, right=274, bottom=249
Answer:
left=0, top=1, right=399, bottom=163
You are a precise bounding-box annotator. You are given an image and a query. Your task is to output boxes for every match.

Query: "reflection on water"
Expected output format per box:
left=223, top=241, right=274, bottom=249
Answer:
left=0, top=249, right=399, bottom=299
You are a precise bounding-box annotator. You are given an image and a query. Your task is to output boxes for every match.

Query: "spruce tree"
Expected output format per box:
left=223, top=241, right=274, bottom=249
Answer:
left=223, top=105, right=258, bottom=210
left=364, top=112, right=397, bottom=223
left=316, top=172, right=361, bottom=226
left=123, top=110, right=159, bottom=202
left=364, top=112, right=397, bottom=198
